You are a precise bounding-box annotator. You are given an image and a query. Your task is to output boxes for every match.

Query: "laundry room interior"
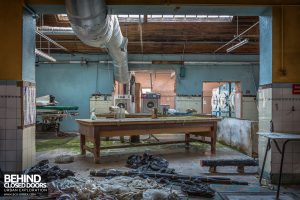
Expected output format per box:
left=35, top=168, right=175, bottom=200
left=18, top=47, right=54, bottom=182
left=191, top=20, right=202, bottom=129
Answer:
left=1, top=1, right=300, bottom=199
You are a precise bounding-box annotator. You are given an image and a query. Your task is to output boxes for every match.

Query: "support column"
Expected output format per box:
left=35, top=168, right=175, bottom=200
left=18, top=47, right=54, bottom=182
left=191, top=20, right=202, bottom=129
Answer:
left=258, top=6, right=300, bottom=184
left=0, top=1, right=36, bottom=172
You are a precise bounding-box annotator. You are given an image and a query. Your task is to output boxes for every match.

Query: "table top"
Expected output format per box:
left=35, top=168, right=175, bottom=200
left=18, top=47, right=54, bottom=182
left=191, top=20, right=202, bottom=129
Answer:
left=76, top=116, right=220, bottom=126
left=257, top=132, right=300, bottom=139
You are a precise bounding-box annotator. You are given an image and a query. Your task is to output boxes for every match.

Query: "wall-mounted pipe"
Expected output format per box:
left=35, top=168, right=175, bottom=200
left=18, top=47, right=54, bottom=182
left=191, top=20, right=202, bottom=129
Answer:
left=65, top=0, right=129, bottom=83
left=36, top=60, right=258, bottom=65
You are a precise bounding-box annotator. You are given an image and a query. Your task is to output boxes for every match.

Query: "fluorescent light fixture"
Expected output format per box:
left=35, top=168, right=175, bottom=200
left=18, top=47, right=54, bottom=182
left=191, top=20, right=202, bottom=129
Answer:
left=35, top=49, right=56, bottom=62
left=226, top=39, right=249, bottom=53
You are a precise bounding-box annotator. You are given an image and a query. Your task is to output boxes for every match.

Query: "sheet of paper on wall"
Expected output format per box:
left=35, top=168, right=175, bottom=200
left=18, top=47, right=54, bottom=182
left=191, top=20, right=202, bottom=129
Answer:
left=23, top=86, right=36, bottom=126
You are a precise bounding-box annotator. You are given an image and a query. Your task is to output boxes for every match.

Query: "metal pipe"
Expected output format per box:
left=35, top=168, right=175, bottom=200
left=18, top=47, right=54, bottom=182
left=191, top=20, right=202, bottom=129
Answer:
left=35, top=49, right=56, bottom=62
left=65, top=0, right=129, bottom=83
left=36, top=60, right=258, bottom=65
left=214, top=21, right=259, bottom=53
left=35, top=30, right=70, bottom=52
left=37, top=26, right=74, bottom=35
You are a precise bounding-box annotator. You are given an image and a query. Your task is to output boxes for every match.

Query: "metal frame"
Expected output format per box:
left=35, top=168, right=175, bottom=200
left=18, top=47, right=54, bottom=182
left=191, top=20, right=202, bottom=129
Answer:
left=259, top=138, right=300, bottom=199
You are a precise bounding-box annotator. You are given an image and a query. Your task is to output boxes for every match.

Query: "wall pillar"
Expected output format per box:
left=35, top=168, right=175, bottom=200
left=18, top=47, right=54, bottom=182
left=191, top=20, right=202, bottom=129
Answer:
left=0, top=1, right=36, bottom=172
left=258, top=6, right=300, bottom=184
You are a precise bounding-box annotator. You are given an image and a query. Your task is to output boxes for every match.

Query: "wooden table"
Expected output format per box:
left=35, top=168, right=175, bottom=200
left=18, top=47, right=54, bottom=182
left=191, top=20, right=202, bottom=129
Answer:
left=76, top=117, right=219, bottom=163
left=258, top=132, right=300, bottom=199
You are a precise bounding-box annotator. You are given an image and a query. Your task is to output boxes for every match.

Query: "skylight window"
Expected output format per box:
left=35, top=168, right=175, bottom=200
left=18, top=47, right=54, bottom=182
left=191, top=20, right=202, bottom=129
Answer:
left=57, top=14, right=68, bottom=21
left=148, top=15, right=233, bottom=22
left=56, top=14, right=233, bottom=23
left=117, top=14, right=144, bottom=23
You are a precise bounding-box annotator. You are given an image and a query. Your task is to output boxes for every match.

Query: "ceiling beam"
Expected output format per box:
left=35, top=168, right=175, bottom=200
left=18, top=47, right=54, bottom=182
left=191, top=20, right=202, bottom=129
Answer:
left=26, top=0, right=300, bottom=6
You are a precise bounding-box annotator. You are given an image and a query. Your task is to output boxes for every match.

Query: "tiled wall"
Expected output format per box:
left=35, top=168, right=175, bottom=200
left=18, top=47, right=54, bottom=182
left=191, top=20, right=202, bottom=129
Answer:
left=242, top=96, right=258, bottom=121
left=258, top=84, right=300, bottom=183
left=175, top=96, right=202, bottom=113
left=0, top=81, right=36, bottom=172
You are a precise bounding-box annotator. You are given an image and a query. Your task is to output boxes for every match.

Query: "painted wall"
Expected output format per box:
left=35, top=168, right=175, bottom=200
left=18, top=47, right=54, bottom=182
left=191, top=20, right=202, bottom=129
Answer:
left=259, top=15, right=272, bottom=85
left=36, top=54, right=114, bottom=131
left=272, top=6, right=300, bottom=83
left=22, top=9, right=36, bottom=83
left=36, top=53, right=259, bottom=131
left=176, top=65, right=258, bottom=95
left=0, top=1, right=23, bottom=80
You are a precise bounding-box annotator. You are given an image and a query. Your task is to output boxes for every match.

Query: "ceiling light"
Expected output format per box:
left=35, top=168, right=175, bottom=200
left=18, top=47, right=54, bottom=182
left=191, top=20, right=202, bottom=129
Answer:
left=35, top=49, right=56, bottom=62
left=226, top=39, right=249, bottom=53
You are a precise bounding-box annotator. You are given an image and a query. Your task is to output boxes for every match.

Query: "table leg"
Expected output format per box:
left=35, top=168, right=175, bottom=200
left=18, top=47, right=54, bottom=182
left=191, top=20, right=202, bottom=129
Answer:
left=211, top=122, right=217, bottom=154
left=259, top=138, right=271, bottom=185
left=185, top=133, right=190, bottom=149
left=80, top=134, right=86, bottom=155
left=276, top=140, right=289, bottom=199
left=93, top=134, right=101, bottom=164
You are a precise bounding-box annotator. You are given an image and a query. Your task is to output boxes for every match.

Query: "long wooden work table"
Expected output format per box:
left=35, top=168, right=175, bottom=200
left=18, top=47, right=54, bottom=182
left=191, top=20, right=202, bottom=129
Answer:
left=76, top=117, right=220, bottom=163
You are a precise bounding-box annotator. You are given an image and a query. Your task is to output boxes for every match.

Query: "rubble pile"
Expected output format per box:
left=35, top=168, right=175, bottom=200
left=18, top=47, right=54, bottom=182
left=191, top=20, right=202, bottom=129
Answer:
left=48, top=176, right=182, bottom=200
left=24, top=160, right=75, bottom=182
left=126, top=153, right=175, bottom=174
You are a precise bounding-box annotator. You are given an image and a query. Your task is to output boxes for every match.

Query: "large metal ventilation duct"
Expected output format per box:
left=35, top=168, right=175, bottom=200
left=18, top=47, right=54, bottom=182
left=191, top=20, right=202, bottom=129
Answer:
left=65, top=0, right=129, bottom=83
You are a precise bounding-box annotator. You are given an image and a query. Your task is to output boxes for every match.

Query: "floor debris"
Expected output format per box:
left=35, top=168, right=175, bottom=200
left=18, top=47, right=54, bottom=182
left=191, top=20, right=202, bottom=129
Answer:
left=126, top=153, right=175, bottom=173
left=55, top=155, right=75, bottom=164
left=47, top=176, right=182, bottom=200
left=24, top=160, right=75, bottom=182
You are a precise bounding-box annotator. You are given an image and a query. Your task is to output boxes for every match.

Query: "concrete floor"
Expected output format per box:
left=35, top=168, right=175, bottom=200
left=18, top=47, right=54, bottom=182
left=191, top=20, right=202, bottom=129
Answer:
left=36, top=133, right=300, bottom=199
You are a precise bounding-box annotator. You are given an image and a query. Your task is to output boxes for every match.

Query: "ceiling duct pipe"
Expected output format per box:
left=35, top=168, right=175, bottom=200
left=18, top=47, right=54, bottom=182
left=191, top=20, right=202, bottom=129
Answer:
left=65, top=0, right=129, bottom=83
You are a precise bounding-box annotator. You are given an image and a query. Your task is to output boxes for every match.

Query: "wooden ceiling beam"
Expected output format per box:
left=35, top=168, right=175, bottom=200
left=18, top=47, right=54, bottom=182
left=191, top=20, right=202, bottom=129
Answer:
left=26, top=0, right=300, bottom=6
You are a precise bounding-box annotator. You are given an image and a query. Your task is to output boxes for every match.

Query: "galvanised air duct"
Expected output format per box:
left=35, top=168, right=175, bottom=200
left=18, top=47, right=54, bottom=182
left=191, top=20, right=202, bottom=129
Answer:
left=65, top=0, right=129, bottom=83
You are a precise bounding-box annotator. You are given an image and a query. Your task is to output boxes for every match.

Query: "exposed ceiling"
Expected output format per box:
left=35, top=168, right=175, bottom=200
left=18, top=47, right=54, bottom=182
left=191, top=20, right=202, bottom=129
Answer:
left=36, top=15, right=259, bottom=55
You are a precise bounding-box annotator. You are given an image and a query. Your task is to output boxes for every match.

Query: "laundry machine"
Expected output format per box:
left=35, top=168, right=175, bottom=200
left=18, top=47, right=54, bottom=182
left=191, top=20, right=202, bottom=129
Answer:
left=114, top=94, right=132, bottom=112
left=141, top=93, right=161, bottom=113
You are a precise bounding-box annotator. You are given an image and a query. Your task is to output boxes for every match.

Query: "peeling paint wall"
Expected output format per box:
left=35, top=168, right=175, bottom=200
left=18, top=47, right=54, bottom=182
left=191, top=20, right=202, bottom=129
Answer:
left=217, top=118, right=258, bottom=156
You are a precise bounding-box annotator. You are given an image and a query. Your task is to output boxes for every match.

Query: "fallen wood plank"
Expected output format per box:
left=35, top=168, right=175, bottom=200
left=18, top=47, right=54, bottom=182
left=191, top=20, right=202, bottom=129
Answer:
left=200, top=159, right=258, bottom=167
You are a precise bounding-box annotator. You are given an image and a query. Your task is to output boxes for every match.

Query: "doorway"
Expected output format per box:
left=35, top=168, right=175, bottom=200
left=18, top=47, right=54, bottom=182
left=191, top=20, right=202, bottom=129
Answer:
left=202, top=81, right=241, bottom=117
left=134, top=70, right=176, bottom=110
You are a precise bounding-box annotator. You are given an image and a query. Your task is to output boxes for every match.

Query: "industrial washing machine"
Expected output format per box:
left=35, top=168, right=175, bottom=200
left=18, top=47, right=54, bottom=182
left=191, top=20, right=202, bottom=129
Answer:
left=141, top=93, right=161, bottom=113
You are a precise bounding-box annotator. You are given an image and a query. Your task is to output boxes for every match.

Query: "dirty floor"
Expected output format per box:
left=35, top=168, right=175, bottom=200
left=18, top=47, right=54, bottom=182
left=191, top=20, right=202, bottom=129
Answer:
left=36, top=133, right=300, bottom=200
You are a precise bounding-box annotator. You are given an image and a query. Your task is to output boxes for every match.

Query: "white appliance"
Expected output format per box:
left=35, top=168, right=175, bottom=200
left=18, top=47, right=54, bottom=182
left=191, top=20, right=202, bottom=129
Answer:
left=159, top=104, right=170, bottom=114
left=90, top=95, right=113, bottom=114
left=142, top=93, right=161, bottom=113
left=114, top=94, right=132, bottom=112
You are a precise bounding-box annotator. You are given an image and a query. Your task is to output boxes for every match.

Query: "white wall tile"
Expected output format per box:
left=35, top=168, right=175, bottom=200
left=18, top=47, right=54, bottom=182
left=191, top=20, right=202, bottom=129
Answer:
left=293, top=152, right=300, bottom=164
left=5, top=130, right=16, bottom=140
left=0, top=130, right=5, bottom=140
left=5, top=161, right=17, bottom=172
left=0, top=150, right=5, bottom=161
left=0, top=108, right=5, bottom=118
left=272, top=163, right=293, bottom=174
left=0, top=161, right=5, bottom=171
left=0, top=85, right=6, bottom=95
left=282, top=88, right=293, bottom=97
left=0, top=97, right=6, bottom=107
left=5, top=119, right=17, bottom=129
left=6, top=85, right=20, bottom=96
left=293, top=163, right=300, bottom=173
left=271, top=152, right=293, bottom=164
left=6, top=107, right=16, bottom=119
left=0, top=119, right=5, bottom=130
left=293, top=142, right=300, bottom=153
left=6, top=140, right=17, bottom=151
left=6, top=98, right=17, bottom=108
left=5, top=151, right=17, bottom=162
left=0, top=140, right=5, bottom=150
left=273, top=88, right=283, bottom=98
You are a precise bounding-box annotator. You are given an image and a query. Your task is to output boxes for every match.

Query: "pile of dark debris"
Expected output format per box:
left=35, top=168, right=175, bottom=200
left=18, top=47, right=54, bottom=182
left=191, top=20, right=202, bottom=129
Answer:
left=1, top=153, right=248, bottom=200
